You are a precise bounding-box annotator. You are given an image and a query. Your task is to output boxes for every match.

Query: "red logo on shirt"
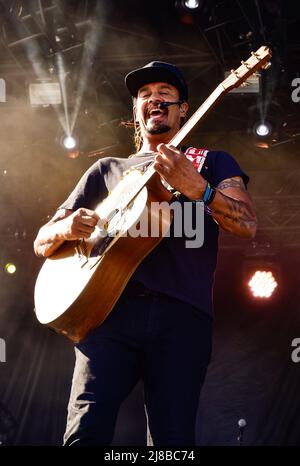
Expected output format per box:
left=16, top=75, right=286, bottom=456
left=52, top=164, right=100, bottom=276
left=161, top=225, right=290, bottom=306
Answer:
left=184, top=147, right=208, bottom=173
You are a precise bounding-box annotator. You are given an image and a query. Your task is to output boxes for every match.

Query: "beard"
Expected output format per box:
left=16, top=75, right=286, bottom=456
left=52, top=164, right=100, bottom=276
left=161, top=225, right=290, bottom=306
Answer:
left=145, top=120, right=171, bottom=134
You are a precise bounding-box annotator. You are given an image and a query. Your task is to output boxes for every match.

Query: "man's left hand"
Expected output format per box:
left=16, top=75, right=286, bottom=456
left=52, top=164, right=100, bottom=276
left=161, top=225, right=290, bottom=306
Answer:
left=154, top=143, right=207, bottom=200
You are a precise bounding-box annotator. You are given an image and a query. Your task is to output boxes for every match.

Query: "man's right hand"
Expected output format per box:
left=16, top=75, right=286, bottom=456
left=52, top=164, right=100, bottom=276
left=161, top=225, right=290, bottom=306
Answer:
left=60, top=208, right=103, bottom=241
left=34, top=207, right=107, bottom=257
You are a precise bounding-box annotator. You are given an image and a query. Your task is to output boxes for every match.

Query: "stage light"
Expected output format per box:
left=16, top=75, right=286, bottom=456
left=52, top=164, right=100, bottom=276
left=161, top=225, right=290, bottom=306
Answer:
left=254, top=121, right=272, bottom=137
left=29, top=82, right=61, bottom=106
left=5, top=263, right=16, bottom=275
left=63, top=136, right=77, bottom=150
left=248, top=101, right=284, bottom=148
left=184, top=0, right=199, bottom=9
left=58, top=132, right=81, bottom=158
left=248, top=270, right=278, bottom=298
left=176, top=0, right=202, bottom=24
left=243, top=244, right=280, bottom=299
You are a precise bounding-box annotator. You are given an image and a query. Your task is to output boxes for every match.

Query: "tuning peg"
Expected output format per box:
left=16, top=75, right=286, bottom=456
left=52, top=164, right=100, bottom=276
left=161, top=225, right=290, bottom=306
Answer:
left=231, top=69, right=240, bottom=77
left=241, top=60, right=251, bottom=69
left=262, top=61, right=271, bottom=70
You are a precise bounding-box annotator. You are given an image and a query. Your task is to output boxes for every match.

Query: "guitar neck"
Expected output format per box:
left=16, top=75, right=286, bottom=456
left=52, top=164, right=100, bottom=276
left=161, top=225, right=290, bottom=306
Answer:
left=141, top=83, right=225, bottom=184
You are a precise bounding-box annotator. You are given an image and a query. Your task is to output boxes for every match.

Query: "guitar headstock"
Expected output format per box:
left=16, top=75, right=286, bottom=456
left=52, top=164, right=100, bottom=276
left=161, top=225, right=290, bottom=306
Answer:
left=222, top=46, right=272, bottom=92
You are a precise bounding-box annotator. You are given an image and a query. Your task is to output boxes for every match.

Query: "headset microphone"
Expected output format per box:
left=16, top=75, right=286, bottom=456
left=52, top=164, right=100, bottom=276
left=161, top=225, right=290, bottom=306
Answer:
left=158, top=100, right=184, bottom=109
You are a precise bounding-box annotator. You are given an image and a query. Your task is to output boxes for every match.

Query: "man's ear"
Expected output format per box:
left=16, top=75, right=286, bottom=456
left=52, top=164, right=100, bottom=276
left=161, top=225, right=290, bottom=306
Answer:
left=180, top=101, right=189, bottom=118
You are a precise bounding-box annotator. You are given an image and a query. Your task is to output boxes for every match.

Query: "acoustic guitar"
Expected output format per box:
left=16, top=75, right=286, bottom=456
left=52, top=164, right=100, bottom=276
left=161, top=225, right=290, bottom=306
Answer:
left=34, top=46, right=272, bottom=342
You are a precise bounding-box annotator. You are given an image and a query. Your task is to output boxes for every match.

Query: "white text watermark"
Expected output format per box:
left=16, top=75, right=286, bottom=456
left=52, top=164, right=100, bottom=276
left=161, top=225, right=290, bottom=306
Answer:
left=101, top=200, right=205, bottom=249
left=291, top=338, right=300, bottom=363
left=291, top=78, right=300, bottom=103
left=0, top=338, right=6, bottom=362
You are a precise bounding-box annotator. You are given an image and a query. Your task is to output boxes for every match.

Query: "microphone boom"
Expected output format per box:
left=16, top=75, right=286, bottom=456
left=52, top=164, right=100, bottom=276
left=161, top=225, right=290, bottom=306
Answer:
left=158, top=100, right=184, bottom=109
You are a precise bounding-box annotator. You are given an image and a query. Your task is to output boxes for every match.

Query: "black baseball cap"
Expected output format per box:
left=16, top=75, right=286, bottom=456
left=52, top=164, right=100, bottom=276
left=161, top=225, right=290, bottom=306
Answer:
left=125, top=61, right=188, bottom=101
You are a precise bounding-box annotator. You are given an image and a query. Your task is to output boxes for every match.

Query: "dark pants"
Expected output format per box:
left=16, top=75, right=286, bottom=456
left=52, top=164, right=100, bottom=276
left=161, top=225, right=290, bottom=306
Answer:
left=63, top=286, right=212, bottom=446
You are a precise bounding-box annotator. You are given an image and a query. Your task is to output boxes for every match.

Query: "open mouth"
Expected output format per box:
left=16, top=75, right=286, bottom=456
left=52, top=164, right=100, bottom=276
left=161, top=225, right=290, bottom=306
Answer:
left=145, top=107, right=167, bottom=122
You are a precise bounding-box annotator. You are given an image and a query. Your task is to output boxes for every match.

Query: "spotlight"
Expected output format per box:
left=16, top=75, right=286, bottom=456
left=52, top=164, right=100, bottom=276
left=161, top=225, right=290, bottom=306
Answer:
left=63, top=136, right=77, bottom=150
left=248, top=101, right=284, bottom=148
left=5, top=263, right=16, bottom=274
left=243, top=248, right=280, bottom=300
left=176, top=0, right=202, bottom=24
left=184, top=0, right=199, bottom=9
left=248, top=270, right=278, bottom=298
left=58, top=132, right=81, bottom=158
left=254, top=121, right=272, bottom=137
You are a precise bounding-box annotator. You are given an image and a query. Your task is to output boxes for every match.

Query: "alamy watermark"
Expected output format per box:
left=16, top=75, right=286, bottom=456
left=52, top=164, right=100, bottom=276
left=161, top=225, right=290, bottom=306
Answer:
left=102, top=200, right=205, bottom=249
left=291, top=338, right=300, bottom=363
left=291, top=78, right=300, bottom=103
left=0, top=338, right=6, bottom=362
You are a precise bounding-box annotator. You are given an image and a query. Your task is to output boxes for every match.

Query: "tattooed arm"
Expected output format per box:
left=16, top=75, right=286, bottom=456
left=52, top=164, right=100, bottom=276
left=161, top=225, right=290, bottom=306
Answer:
left=209, top=176, right=257, bottom=238
left=150, top=144, right=257, bottom=238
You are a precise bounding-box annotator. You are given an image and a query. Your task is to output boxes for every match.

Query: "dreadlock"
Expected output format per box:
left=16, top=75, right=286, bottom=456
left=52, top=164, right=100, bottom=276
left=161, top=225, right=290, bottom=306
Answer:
left=121, top=97, right=143, bottom=156
left=132, top=102, right=143, bottom=153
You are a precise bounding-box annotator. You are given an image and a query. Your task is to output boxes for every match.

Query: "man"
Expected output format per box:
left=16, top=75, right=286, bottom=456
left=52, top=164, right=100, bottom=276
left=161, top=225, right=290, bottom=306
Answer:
left=34, top=61, right=257, bottom=446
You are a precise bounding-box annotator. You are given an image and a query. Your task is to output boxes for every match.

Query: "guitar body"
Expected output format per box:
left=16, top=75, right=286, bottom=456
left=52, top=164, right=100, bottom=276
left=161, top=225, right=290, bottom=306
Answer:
left=34, top=170, right=173, bottom=343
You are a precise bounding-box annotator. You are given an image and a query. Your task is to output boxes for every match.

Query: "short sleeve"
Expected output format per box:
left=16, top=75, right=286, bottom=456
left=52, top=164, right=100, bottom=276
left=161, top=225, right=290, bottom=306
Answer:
left=58, top=160, right=107, bottom=211
left=209, top=151, right=249, bottom=188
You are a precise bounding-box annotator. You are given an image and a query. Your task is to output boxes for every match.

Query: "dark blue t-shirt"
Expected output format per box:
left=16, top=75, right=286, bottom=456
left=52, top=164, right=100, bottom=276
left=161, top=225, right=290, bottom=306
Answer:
left=59, top=150, right=249, bottom=317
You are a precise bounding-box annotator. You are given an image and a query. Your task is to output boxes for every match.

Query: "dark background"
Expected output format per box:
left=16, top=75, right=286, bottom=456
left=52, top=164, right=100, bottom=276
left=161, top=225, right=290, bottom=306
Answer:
left=0, top=0, right=300, bottom=445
